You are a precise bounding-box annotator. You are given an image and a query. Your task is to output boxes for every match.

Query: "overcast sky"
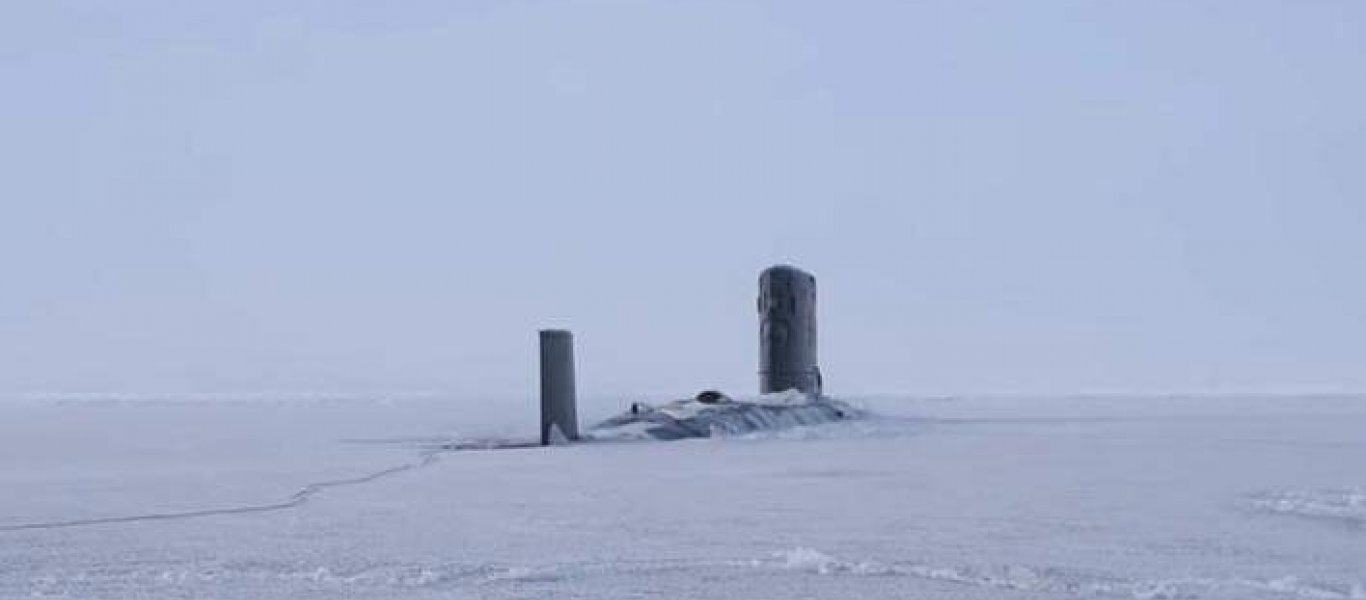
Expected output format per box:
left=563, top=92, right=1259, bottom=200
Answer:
left=2, top=1, right=1363, bottom=398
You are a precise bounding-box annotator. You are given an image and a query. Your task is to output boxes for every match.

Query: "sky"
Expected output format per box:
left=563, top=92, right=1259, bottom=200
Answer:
left=2, top=1, right=1364, bottom=398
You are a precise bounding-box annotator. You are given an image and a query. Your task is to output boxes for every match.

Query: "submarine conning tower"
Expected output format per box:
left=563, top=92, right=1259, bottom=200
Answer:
left=758, top=265, right=822, bottom=397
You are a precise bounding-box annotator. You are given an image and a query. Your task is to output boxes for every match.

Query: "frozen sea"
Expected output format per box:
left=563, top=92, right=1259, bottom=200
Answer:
left=1, top=393, right=1362, bottom=599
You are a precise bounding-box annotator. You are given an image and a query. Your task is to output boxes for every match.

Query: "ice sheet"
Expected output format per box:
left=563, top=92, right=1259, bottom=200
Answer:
left=2, top=394, right=1363, bottom=599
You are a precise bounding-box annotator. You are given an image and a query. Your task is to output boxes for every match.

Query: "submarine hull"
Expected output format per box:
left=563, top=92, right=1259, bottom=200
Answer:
left=589, top=393, right=856, bottom=441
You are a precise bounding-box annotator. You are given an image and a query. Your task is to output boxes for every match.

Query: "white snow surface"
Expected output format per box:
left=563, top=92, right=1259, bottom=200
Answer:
left=1, top=394, right=1363, bottom=599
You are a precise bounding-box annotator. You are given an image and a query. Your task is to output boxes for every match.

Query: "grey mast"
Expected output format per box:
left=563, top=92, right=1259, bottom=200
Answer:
left=539, top=329, right=580, bottom=445
left=758, top=265, right=822, bottom=397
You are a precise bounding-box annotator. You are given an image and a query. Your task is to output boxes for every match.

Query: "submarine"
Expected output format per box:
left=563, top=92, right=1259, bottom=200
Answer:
left=538, top=265, right=858, bottom=444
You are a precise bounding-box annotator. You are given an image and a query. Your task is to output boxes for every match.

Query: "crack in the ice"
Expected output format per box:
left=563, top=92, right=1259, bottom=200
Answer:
left=0, top=451, right=442, bottom=533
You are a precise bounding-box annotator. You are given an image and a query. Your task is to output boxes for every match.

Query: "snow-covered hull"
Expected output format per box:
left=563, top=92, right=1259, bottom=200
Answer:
left=588, top=392, right=859, bottom=441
